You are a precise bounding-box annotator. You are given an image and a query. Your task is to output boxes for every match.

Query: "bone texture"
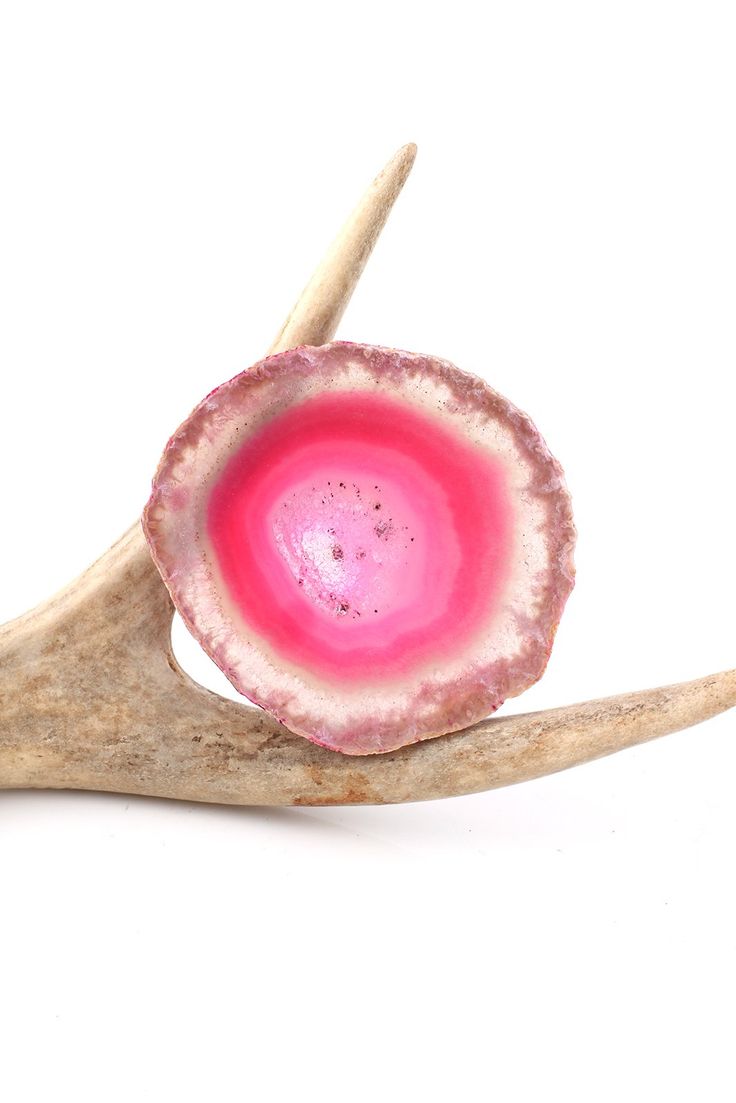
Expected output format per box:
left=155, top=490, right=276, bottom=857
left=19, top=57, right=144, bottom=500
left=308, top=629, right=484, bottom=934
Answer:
left=0, top=143, right=733, bottom=806
left=268, top=143, right=417, bottom=354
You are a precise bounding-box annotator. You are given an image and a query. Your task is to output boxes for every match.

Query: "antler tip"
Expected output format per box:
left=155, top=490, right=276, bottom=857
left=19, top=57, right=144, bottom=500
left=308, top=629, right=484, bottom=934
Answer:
left=387, top=142, right=417, bottom=180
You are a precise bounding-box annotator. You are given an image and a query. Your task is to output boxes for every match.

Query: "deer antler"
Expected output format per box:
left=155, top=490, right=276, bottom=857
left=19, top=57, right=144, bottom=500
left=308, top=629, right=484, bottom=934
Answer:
left=0, top=143, right=733, bottom=806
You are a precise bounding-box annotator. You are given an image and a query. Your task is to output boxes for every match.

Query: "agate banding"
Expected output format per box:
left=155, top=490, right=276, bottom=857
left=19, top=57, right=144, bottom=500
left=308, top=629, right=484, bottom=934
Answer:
left=143, top=342, right=576, bottom=754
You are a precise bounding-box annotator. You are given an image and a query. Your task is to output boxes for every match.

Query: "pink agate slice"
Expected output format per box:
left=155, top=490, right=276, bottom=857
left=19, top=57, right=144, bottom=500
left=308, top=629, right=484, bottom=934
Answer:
left=143, top=343, right=576, bottom=754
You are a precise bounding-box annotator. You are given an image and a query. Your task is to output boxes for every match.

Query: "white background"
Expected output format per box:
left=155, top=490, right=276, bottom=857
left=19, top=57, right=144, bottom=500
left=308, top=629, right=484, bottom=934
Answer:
left=1, top=2, right=735, bottom=1100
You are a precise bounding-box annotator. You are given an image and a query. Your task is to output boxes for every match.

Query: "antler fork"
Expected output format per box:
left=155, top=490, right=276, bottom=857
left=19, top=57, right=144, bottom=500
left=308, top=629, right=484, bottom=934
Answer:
left=0, top=143, right=734, bottom=806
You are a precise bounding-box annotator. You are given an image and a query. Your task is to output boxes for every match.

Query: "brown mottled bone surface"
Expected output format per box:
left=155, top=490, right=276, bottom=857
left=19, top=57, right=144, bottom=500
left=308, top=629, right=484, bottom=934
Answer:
left=1, top=144, right=734, bottom=806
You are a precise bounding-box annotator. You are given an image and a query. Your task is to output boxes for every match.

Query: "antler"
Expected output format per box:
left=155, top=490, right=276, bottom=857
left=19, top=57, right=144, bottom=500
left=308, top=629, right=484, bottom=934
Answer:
left=0, top=143, right=733, bottom=806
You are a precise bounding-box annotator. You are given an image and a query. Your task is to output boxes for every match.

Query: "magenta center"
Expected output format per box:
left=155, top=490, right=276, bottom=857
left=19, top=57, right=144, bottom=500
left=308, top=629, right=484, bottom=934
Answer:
left=208, top=391, right=512, bottom=683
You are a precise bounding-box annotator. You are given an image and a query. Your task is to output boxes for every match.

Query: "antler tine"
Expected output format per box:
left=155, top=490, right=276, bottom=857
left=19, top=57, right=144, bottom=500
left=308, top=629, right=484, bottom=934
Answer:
left=268, top=142, right=417, bottom=355
left=164, top=666, right=736, bottom=805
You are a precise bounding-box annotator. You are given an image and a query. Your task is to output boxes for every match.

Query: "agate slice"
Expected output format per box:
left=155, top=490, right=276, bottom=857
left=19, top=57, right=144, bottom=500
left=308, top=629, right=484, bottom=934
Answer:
left=143, top=343, right=576, bottom=754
